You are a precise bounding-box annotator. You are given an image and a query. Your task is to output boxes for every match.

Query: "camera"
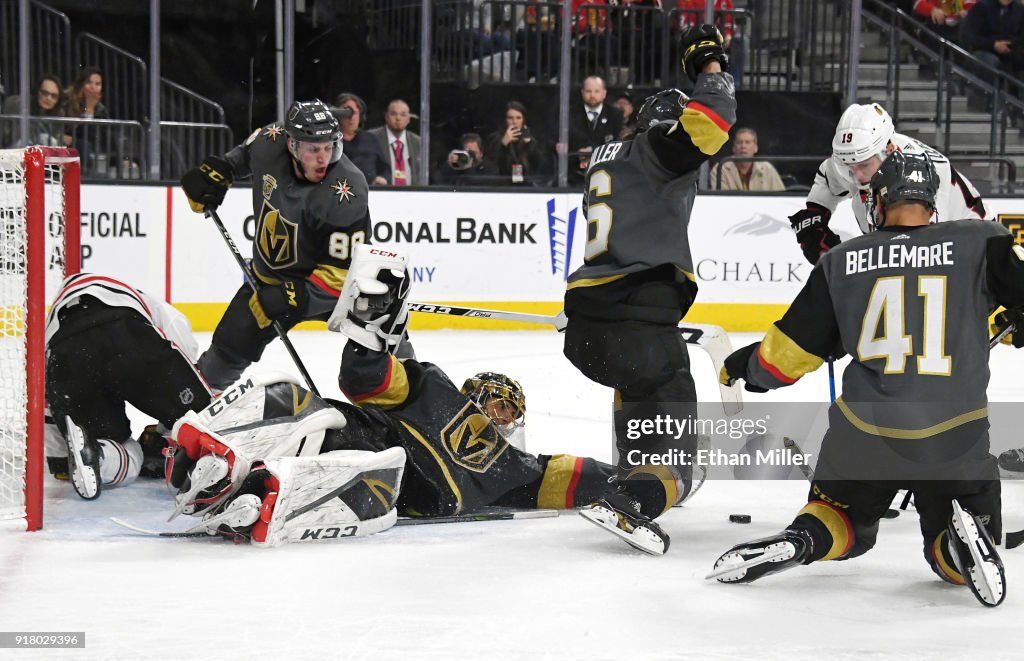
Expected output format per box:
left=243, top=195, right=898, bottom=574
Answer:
left=329, top=105, right=354, bottom=120
left=519, top=126, right=532, bottom=141
left=449, top=149, right=473, bottom=171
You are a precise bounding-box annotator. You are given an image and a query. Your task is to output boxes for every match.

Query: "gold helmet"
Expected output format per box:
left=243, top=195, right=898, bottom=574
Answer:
left=460, top=372, right=526, bottom=432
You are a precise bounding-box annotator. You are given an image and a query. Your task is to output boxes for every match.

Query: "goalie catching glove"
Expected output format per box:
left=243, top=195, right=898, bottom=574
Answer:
left=789, top=205, right=840, bottom=265
left=181, top=156, right=233, bottom=213
left=328, top=245, right=410, bottom=352
left=679, top=23, right=729, bottom=82
left=249, top=279, right=307, bottom=329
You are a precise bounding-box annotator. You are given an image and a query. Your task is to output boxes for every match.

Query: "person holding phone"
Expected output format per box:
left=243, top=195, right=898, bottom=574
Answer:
left=486, top=101, right=547, bottom=185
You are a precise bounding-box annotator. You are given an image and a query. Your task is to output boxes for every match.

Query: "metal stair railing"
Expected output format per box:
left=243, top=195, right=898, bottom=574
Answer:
left=0, top=0, right=72, bottom=98
left=862, top=2, right=1024, bottom=159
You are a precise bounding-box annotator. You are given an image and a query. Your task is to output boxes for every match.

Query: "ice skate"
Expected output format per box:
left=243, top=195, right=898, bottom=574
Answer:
left=709, top=528, right=813, bottom=583
left=948, top=501, right=1006, bottom=607
left=579, top=489, right=669, bottom=556
left=64, top=416, right=101, bottom=500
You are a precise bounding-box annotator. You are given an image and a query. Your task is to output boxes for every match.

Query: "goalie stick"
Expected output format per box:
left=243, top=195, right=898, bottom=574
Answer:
left=396, top=509, right=559, bottom=526
left=207, top=209, right=321, bottom=397
left=406, top=303, right=743, bottom=414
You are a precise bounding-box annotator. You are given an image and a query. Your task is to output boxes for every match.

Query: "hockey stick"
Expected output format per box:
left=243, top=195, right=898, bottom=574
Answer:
left=782, top=437, right=899, bottom=518
left=396, top=509, right=559, bottom=526
left=206, top=209, right=321, bottom=397
left=990, top=322, right=1016, bottom=349
left=110, top=517, right=227, bottom=539
left=406, top=303, right=743, bottom=414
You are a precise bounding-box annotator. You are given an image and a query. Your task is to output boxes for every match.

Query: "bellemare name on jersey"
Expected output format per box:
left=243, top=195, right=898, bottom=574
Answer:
left=845, top=239, right=954, bottom=275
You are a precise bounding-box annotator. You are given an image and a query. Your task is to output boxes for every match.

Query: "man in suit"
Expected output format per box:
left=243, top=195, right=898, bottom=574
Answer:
left=568, top=75, right=623, bottom=186
left=368, top=99, right=424, bottom=186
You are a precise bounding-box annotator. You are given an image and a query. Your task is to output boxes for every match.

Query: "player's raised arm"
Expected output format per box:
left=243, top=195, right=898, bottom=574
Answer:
left=642, top=24, right=735, bottom=175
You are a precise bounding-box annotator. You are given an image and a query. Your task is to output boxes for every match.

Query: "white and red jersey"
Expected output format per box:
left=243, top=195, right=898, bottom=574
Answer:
left=807, top=132, right=987, bottom=234
left=44, top=273, right=200, bottom=363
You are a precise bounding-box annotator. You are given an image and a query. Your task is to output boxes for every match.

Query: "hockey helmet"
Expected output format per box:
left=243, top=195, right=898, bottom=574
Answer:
left=285, top=99, right=343, bottom=164
left=832, top=102, right=894, bottom=165
left=461, top=372, right=526, bottom=432
left=869, top=151, right=938, bottom=228
left=635, top=88, right=689, bottom=132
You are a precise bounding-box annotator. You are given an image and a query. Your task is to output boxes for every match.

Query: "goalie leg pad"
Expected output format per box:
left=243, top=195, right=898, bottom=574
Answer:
left=249, top=447, right=406, bottom=546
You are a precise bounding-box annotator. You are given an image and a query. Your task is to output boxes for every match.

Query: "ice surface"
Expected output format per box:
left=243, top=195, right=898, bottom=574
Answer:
left=2, top=330, right=1023, bottom=660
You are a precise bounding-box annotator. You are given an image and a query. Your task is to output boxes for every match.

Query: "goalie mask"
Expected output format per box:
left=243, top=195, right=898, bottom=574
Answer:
left=868, top=151, right=938, bottom=229
left=460, top=372, right=526, bottom=437
left=285, top=99, right=343, bottom=165
left=635, top=89, right=689, bottom=133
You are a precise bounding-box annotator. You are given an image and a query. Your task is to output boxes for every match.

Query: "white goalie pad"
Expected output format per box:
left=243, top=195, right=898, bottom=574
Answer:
left=170, top=374, right=349, bottom=517
left=327, top=244, right=409, bottom=336
left=250, top=447, right=406, bottom=547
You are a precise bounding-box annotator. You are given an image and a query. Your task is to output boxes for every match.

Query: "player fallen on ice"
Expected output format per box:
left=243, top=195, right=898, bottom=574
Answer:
left=44, top=274, right=214, bottom=500
left=561, top=24, right=735, bottom=555
left=165, top=246, right=618, bottom=545
left=788, top=101, right=987, bottom=265
left=715, top=152, right=1019, bottom=607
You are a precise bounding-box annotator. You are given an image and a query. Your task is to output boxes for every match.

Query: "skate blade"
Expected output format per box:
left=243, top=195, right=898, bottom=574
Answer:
left=707, top=545, right=794, bottom=582
left=65, top=416, right=101, bottom=500
left=579, top=506, right=665, bottom=556
left=951, top=501, right=1006, bottom=607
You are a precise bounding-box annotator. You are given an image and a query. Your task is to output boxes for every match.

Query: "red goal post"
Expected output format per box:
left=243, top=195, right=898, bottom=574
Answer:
left=0, top=146, right=80, bottom=531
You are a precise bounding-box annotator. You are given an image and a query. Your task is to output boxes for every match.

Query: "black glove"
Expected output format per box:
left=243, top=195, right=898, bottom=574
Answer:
left=679, top=23, right=729, bottom=82
left=720, top=342, right=769, bottom=393
left=181, top=156, right=233, bottom=213
left=993, top=307, right=1024, bottom=348
left=789, top=205, right=840, bottom=265
left=248, top=280, right=307, bottom=329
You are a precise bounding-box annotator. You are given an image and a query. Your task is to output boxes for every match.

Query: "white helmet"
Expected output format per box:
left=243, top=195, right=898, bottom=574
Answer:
left=831, top=103, right=894, bottom=165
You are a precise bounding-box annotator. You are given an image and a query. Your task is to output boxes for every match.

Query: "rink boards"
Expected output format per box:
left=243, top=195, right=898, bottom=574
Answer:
left=74, top=185, right=1024, bottom=331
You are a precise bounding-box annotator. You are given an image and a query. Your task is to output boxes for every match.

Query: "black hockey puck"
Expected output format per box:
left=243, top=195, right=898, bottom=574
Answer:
left=729, top=514, right=752, bottom=524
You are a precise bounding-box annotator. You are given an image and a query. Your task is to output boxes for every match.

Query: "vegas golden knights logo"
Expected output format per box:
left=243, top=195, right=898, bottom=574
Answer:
left=998, top=214, right=1024, bottom=246
left=257, top=199, right=299, bottom=268
left=440, top=402, right=509, bottom=473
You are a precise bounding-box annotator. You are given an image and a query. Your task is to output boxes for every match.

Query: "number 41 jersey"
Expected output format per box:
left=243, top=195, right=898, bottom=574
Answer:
left=748, top=220, right=1024, bottom=425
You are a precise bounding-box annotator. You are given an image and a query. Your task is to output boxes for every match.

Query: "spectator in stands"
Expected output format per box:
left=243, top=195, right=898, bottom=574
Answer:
left=2, top=74, right=65, bottom=148
left=440, top=132, right=499, bottom=185
left=516, top=3, right=559, bottom=81
left=677, top=0, right=745, bottom=89
left=914, top=0, right=975, bottom=44
left=963, top=0, right=1024, bottom=77
left=708, top=127, right=785, bottom=192
left=368, top=99, right=423, bottom=186
left=62, top=67, right=109, bottom=174
left=568, top=76, right=623, bottom=185
left=615, top=92, right=637, bottom=136
left=486, top=101, right=547, bottom=185
left=62, top=67, right=108, bottom=121
left=607, top=0, right=665, bottom=86
left=334, top=92, right=390, bottom=185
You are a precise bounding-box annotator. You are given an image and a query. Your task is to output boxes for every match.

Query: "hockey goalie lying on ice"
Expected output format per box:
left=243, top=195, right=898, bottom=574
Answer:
left=164, top=246, right=617, bottom=546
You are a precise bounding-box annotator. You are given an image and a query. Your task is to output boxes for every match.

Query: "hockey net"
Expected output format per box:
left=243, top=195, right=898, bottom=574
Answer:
left=0, top=147, right=80, bottom=531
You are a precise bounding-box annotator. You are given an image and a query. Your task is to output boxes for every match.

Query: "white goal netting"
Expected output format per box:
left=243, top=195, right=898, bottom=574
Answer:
left=0, top=147, right=78, bottom=529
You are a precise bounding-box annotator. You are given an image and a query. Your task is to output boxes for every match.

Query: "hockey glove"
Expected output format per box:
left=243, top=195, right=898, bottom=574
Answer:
left=680, top=23, right=729, bottom=82
left=181, top=156, right=233, bottom=213
left=720, top=342, right=769, bottom=393
left=248, top=280, right=307, bottom=329
left=992, top=307, right=1024, bottom=348
left=789, top=205, right=840, bottom=265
